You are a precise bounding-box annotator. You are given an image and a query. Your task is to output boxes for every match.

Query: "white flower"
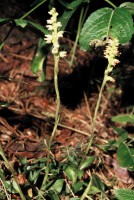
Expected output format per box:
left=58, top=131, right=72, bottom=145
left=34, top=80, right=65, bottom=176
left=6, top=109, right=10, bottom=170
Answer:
left=52, top=47, right=58, bottom=54
left=46, top=24, right=53, bottom=30
left=44, top=7, right=67, bottom=56
left=104, top=37, right=120, bottom=67
left=59, top=51, right=66, bottom=58
left=56, top=22, right=62, bottom=28
left=47, top=19, right=53, bottom=24
left=44, top=34, right=53, bottom=43
left=58, top=31, right=64, bottom=37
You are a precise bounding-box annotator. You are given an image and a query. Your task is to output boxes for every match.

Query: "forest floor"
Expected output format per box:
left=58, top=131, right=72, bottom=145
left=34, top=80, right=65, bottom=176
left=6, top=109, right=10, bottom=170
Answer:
left=0, top=1, right=134, bottom=199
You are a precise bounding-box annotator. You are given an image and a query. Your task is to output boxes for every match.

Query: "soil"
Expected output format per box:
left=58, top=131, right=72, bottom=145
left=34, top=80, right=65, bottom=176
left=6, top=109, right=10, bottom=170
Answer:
left=0, top=1, right=134, bottom=199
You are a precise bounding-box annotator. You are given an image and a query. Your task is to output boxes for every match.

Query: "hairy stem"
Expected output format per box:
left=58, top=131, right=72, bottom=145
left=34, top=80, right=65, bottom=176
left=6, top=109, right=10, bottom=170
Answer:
left=40, top=55, right=60, bottom=190
left=80, top=63, right=112, bottom=198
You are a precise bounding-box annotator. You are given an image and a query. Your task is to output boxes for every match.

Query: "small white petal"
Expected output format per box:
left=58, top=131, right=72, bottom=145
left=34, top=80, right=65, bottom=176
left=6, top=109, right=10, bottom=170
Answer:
left=44, top=34, right=52, bottom=43
left=46, top=25, right=53, bottom=30
left=47, top=19, right=53, bottom=24
left=48, top=8, right=56, bottom=15
left=106, top=76, right=115, bottom=83
left=57, top=22, right=62, bottom=28
left=59, top=51, right=67, bottom=58
left=58, top=31, right=64, bottom=37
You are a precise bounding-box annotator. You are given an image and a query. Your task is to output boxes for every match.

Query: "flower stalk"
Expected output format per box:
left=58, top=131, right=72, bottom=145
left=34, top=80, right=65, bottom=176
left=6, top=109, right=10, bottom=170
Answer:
left=40, top=8, right=66, bottom=191
left=81, top=37, right=120, bottom=199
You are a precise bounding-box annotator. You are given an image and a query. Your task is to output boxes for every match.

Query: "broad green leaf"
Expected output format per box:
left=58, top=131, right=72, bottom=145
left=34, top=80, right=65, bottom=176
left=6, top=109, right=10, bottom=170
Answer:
left=79, top=7, right=133, bottom=50
left=92, top=175, right=105, bottom=192
left=79, top=156, right=96, bottom=170
left=120, top=2, right=134, bottom=15
left=64, top=166, right=77, bottom=184
left=115, top=188, right=134, bottom=200
left=117, top=142, right=134, bottom=170
left=113, top=127, right=128, bottom=140
left=70, top=198, right=80, bottom=200
left=112, top=114, right=134, bottom=124
left=59, top=0, right=84, bottom=30
left=50, top=179, right=64, bottom=193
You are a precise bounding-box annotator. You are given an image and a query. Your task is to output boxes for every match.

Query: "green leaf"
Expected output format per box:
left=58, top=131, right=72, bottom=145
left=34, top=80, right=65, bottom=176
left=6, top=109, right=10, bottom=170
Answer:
left=92, top=175, right=105, bottom=192
left=79, top=156, right=96, bottom=170
left=88, top=186, right=101, bottom=195
left=104, top=139, right=120, bottom=151
left=72, top=181, right=84, bottom=193
left=5, top=180, right=20, bottom=193
left=58, top=0, right=75, bottom=9
left=115, top=188, right=134, bottom=200
left=113, top=127, right=128, bottom=140
left=64, top=166, right=77, bottom=184
left=0, top=18, right=10, bottom=23
left=59, top=0, right=84, bottom=31
left=79, top=7, right=133, bottom=50
left=77, top=169, right=84, bottom=179
left=120, top=2, right=134, bottom=15
left=50, top=179, right=64, bottom=193
left=14, top=19, right=27, bottom=28
left=14, top=19, right=48, bottom=35
left=29, top=170, right=40, bottom=184
left=117, top=142, right=134, bottom=171
left=112, top=114, right=134, bottom=124
left=31, top=38, right=48, bottom=82
left=47, top=190, right=60, bottom=200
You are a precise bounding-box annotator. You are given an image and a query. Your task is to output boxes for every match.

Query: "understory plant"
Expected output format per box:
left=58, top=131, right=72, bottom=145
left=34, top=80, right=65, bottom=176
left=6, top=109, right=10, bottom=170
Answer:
left=0, top=0, right=134, bottom=199
left=40, top=7, right=66, bottom=190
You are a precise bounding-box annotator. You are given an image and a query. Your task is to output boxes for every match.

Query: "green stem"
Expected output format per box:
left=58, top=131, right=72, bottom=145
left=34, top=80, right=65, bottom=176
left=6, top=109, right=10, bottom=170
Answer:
left=80, top=175, right=92, bottom=200
left=40, top=55, right=60, bottom=191
left=69, top=8, right=84, bottom=67
left=80, top=64, right=112, bottom=198
left=20, top=0, right=47, bottom=19
left=84, top=64, right=110, bottom=156
left=0, top=144, right=26, bottom=200
left=69, top=6, right=89, bottom=67
left=1, top=25, right=14, bottom=49
left=104, top=0, right=116, bottom=8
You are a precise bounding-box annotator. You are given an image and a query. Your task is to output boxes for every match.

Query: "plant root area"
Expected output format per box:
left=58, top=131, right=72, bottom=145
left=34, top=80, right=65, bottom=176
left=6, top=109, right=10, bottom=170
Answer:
left=0, top=2, right=134, bottom=200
